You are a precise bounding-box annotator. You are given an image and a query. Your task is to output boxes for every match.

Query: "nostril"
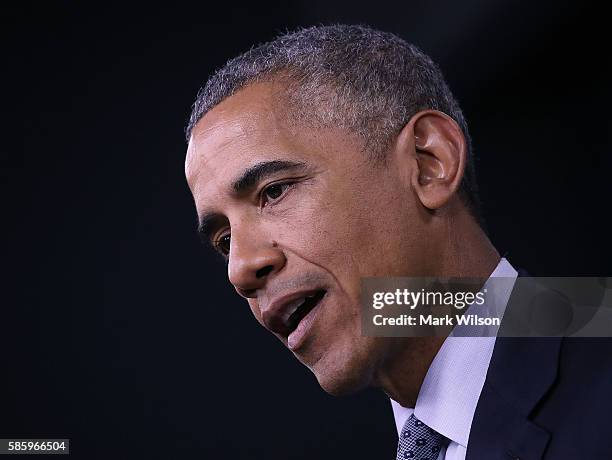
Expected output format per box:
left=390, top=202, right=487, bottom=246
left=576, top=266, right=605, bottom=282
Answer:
left=256, top=265, right=274, bottom=278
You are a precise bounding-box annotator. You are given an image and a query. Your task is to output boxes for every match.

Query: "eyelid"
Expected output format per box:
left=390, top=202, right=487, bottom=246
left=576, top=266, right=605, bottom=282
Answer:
left=211, top=231, right=230, bottom=256
left=259, top=179, right=299, bottom=207
left=205, top=176, right=305, bottom=258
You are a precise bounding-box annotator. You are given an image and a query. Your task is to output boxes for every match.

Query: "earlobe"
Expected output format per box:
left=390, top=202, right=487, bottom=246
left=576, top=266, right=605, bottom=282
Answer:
left=409, top=110, right=466, bottom=210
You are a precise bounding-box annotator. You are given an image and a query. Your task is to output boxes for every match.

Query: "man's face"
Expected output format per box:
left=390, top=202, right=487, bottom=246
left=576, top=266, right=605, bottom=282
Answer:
left=185, top=82, right=434, bottom=394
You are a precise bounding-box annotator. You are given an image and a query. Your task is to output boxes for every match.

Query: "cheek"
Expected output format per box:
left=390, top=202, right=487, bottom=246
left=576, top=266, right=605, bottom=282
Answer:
left=312, top=184, right=412, bottom=271
left=270, top=187, right=405, bottom=297
left=266, top=175, right=418, bottom=295
left=269, top=198, right=358, bottom=267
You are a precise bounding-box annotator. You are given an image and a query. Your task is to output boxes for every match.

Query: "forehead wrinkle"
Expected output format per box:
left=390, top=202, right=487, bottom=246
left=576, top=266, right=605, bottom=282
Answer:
left=186, top=117, right=251, bottom=193
left=187, top=82, right=305, bottom=216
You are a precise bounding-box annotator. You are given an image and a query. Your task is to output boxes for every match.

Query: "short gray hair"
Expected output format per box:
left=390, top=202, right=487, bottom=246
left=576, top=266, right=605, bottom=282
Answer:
left=186, top=24, right=480, bottom=216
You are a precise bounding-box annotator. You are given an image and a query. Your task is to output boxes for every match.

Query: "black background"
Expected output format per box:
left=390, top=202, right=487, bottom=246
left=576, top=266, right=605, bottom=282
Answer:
left=3, top=1, right=610, bottom=459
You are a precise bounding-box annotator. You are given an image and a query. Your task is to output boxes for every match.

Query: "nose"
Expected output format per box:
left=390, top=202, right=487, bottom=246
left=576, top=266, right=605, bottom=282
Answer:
left=227, top=230, right=285, bottom=298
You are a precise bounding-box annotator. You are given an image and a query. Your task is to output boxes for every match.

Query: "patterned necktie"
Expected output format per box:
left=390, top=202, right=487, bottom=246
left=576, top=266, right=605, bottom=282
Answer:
left=396, top=413, right=448, bottom=460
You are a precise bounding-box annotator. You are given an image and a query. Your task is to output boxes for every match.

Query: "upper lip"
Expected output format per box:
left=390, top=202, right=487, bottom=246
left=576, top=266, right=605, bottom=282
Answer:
left=260, top=288, right=324, bottom=337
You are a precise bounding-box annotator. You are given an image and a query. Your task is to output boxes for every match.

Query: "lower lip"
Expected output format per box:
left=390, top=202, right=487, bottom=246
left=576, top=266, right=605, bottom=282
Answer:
left=287, top=293, right=326, bottom=351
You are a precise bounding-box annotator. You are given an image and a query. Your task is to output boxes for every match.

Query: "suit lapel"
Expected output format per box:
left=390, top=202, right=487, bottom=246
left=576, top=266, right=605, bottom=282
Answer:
left=466, top=336, right=562, bottom=459
left=466, top=267, right=564, bottom=459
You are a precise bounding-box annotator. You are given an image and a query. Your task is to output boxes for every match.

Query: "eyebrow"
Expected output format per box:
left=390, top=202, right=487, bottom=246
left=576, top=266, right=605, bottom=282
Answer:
left=231, top=160, right=307, bottom=194
left=196, top=159, right=308, bottom=244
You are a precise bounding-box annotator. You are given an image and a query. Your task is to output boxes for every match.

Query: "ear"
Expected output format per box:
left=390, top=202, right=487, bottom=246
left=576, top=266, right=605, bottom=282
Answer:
left=396, top=110, right=466, bottom=210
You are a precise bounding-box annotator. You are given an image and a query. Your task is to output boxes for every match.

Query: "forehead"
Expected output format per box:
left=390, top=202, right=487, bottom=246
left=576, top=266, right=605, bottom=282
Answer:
left=186, top=82, right=297, bottom=194
left=185, top=82, right=367, bottom=211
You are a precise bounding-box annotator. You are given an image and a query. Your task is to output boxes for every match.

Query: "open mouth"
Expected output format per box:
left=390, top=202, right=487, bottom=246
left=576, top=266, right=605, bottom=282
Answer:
left=285, top=289, right=326, bottom=334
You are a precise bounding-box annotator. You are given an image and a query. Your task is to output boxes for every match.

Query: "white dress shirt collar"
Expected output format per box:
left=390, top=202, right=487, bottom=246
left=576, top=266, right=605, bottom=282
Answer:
left=390, top=257, right=518, bottom=449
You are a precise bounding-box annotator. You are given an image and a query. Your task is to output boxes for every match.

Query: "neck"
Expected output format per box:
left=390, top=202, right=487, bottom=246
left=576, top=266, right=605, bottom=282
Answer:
left=375, top=207, right=500, bottom=407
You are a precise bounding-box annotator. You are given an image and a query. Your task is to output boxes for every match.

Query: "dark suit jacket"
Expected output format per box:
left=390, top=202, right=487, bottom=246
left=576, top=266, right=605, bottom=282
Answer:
left=466, top=271, right=612, bottom=459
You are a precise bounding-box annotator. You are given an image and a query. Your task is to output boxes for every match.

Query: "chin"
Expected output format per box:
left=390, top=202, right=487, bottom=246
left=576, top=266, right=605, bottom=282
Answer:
left=308, top=340, right=380, bottom=396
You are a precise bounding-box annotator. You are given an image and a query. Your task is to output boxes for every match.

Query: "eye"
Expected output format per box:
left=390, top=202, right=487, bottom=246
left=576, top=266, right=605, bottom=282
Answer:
left=213, top=233, right=231, bottom=257
left=261, top=182, right=293, bottom=206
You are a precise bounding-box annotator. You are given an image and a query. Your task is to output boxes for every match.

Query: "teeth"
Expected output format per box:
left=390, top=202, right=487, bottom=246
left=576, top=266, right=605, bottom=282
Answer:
left=283, top=298, right=307, bottom=323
